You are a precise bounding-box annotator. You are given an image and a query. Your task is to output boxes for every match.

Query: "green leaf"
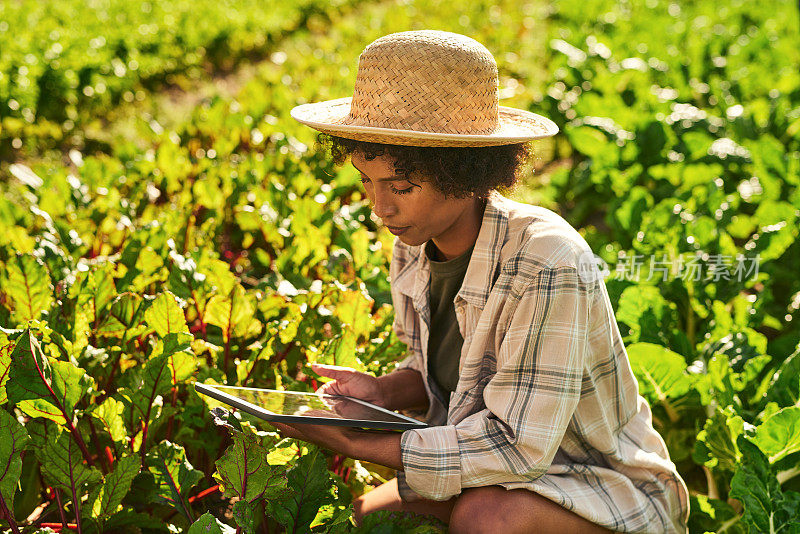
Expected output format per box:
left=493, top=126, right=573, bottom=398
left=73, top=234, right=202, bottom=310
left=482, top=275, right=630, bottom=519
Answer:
left=88, top=455, right=140, bottom=520
left=730, top=436, right=800, bottom=534
left=36, top=432, right=102, bottom=495
left=764, top=343, right=800, bottom=408
left=311, top=473, right=353, bottom=529
left=146, top=440, right=203, bottom=522
left=74, top=266, right=117, bottom=335
left=16, top=398, right=68, bottom=424
left=188, top=512, right=235, bottom=534
left=610, top=186, right=651, bottom=235
left=104, top=507, right=172, bottom=532
left=692, top=406, right=744, bottom=472
left=214, top=431, right=288, bottom=503
left=7, top=330, right=92, bottom=423
left=268, top=447, right=335, bottom=533
left=332, top=288, right=373, bottom=340
left=320, top=331, right=360, bottom=369
left=90, top=397, right=127, bottom=443
left=96, top=292, right=145, bottom=339
left=0, top=408, right=30, bottom=511
left=688, top=495, right=742, bottom=534
left=565, top=125, right=609, bottom=160
left=205, top=284, right=262, bottom=343
left=752, top=407, right=800, bottom=464
left=0, top=342, right=11, bottom=404
left=122, top=333, right=195, bottom=449
left=200, top=258, right=237, bottom=296
left=635, top=120, right=669, bottom=167
left=0, top=254, right=53, bottom=324
left=615, top=286, right=677, bottom=345
left=145, top=291, right=189, bottom=338
left=626, top=342, right=692, bottom=404
left=232, top=500, right=258, bottom=534
left=156, top=332, right=197, bottom=385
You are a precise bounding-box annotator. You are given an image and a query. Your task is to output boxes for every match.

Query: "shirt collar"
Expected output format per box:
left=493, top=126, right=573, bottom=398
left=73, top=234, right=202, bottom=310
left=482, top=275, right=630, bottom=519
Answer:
left=391, top=190, right=510, bottom=310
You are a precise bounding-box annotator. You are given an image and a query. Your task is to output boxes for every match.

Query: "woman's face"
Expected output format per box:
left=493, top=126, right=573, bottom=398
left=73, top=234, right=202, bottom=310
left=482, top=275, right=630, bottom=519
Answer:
left=351, top=149, right=480, bottom=250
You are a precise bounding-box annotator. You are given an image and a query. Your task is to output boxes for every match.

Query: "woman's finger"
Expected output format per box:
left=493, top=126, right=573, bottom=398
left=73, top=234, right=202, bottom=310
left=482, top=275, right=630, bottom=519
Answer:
left=311, top=363, right=357, bottom=380
left=316, top=381, right=342, bottom=395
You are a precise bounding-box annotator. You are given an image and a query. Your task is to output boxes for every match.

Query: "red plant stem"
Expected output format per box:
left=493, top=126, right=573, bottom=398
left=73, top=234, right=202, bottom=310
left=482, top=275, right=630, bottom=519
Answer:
left=70, top=480, right=84, bottom=534
left=53, top=489, right=69, bottom=531
left=243, top=359, right=259, bottom=386
left=39, top=524, right=77, bottom=531
left=0, top=492, right=21, bottom=534
left=274, top=342, right=293, bottom=365
left=102, top=359, right=118, bottom=397
left=140, top=359, right=170, bottom=465
left=87, top=419, right=108, bottom=474
left=66, top=423, right=94, bottom=469
left=331, top=454, right=342, bottom=472
left=188, top=484, right=220, bottom=503
left=105, top=446, right=115, bottom=467
left=223, top=319, right=233, bottom=373
left=190, top=289, right=207, bottom=341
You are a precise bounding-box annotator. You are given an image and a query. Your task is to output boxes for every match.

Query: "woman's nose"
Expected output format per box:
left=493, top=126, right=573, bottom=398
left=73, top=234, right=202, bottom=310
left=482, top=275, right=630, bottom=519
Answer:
left=370, top=190, right=398, bottom=219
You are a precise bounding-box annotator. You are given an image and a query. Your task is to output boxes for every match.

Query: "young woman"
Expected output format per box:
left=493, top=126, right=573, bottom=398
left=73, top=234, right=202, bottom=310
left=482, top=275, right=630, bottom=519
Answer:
left=276, top=30, right=690, bottom=533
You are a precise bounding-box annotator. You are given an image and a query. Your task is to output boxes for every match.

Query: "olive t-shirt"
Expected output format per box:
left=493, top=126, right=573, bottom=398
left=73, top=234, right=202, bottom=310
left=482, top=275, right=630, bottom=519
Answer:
left=425, top=240, right=474, bottom=408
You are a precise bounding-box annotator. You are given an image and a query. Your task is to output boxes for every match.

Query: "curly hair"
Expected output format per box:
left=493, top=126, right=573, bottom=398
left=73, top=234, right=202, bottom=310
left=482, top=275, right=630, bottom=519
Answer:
left=316, top=134, right=533, bottom=199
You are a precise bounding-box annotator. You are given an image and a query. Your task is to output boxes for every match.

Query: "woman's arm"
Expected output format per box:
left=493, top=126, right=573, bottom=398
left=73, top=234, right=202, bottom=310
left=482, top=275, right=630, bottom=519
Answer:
left=270, top=418, right=403, bottom=470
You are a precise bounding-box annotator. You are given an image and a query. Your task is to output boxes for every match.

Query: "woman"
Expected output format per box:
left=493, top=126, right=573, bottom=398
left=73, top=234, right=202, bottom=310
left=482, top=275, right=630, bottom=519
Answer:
left=276, top=30, right=690, bottom=533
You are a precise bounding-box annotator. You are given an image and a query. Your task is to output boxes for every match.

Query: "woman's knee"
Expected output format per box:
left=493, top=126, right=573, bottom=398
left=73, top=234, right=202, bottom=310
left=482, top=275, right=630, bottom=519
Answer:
left=449, top=486, right=613, bottom=534
left=449, top=486, right=510, bottom=533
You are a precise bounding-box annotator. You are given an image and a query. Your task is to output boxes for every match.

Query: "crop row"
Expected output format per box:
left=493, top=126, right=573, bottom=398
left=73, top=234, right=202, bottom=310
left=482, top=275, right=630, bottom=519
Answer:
left=0, top=0, right=357, bottom=158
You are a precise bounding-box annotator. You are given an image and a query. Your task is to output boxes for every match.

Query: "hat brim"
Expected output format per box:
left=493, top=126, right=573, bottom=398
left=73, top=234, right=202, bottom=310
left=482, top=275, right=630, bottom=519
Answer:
left=290, top=97, right=558, bottom=147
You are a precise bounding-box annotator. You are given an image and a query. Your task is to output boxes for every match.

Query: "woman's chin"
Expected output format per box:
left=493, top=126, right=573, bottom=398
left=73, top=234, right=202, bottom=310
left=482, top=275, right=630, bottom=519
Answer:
left=396, top=233, right=426, bottom=247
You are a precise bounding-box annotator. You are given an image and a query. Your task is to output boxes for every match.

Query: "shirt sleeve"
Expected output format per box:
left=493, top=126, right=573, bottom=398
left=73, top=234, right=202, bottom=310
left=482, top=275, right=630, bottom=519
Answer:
left=400, top=266, right=594, bottom=501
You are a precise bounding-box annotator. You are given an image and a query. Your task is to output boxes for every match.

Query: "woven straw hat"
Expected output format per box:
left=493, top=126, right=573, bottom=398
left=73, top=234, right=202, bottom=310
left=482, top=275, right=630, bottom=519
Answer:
left=290, top=30, right=558, bottom=147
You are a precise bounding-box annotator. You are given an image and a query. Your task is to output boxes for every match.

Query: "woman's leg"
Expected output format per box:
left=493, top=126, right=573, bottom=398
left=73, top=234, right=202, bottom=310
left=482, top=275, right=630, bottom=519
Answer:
left=449, top=485, right=614, bottom=534
left=353, top=479, right=614, bottom=533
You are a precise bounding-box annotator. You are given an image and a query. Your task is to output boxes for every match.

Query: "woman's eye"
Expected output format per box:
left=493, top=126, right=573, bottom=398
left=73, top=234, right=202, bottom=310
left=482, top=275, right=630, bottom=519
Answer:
left=390, top=185, right=414, bottom=195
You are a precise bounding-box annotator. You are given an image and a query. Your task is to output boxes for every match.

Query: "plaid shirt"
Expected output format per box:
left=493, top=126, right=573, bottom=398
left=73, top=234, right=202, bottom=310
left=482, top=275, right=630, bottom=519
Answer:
left=390, top=191, right=689, bottom=533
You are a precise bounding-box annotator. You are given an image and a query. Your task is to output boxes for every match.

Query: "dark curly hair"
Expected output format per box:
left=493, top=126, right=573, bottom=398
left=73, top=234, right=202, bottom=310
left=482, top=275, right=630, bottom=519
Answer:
left=316, top=134, right=532, bottom=199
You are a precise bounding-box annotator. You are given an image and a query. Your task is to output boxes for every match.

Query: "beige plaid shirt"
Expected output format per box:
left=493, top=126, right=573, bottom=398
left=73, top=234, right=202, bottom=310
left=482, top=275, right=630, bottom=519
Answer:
left=391, top=191, right=689, bottom=533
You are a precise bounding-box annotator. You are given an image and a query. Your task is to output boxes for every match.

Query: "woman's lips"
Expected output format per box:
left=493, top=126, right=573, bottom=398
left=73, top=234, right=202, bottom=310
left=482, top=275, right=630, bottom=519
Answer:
left=386, top=225, right=410, bottom=236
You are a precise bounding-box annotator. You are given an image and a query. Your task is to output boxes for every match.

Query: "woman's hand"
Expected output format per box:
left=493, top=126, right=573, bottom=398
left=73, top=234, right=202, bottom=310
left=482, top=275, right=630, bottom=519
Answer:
left=271, top=413, right=358, bottom=456
left=311, top=363, right=388, bottom=407
left=270, top=418, right=403, bottom=470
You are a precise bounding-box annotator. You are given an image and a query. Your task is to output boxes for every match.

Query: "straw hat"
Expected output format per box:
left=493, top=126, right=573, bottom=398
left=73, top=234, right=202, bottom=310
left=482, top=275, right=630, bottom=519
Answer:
left=290, top=30, right=558, bottom=147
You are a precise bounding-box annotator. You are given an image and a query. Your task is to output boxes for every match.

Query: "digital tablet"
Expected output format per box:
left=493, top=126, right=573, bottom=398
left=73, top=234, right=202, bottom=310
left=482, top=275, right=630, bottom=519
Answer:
left=194, top=383, right=428, bottom=431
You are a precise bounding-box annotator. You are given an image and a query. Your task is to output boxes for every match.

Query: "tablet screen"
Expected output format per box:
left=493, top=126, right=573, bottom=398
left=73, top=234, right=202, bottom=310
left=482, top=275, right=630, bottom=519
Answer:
left=195, top=383, right=427, bottom=430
